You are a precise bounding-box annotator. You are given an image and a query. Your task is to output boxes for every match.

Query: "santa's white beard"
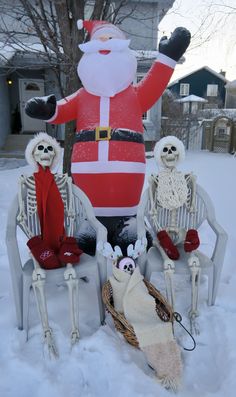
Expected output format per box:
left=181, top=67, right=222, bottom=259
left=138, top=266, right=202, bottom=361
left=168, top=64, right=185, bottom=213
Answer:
left=78, top=39, right=137, bottom=97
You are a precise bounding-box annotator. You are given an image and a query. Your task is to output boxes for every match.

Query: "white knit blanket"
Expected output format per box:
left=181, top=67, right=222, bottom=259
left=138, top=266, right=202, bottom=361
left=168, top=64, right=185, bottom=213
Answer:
left=109, top=266, right=174, bottom=347
left=109, top=266, right=183, bottom=390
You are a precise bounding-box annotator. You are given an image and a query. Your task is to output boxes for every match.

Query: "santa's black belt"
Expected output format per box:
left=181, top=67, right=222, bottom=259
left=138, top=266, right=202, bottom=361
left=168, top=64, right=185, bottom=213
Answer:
left=75, top=128, right=144, bottom=144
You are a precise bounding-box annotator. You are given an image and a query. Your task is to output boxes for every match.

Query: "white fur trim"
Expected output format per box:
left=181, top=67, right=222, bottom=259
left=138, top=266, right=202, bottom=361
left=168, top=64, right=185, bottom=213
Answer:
left=92, top=25, right=125, bottom=40
left=94, top=205, right=138, bottom=217
left=154, top=136, right=185, bottom=166
left=25, top=132, right=62, bottom=170
left=71, top=161, right=145, bottom=174
left=156, top=53, right=176, bottom=69
left=77, top=19, right=83, bottom=30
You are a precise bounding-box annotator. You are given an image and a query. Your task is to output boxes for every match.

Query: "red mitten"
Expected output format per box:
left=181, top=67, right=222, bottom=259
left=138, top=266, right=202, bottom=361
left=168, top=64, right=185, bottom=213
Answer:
left=157, top=230, right=180, bottom=260
left=27, top=236, right=61, bottom=269
left=184, top=229, right=200, bottom=252
left=58, top=237, right=83, bottom=264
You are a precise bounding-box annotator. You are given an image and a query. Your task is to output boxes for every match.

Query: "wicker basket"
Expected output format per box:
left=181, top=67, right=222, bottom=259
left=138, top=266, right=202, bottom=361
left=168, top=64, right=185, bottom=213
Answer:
left=102, top=279, right=173, bottom=348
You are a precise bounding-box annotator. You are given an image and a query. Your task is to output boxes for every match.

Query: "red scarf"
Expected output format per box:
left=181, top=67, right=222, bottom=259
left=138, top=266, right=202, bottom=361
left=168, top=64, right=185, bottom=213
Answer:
left=34, top=165, right=65, bottom=252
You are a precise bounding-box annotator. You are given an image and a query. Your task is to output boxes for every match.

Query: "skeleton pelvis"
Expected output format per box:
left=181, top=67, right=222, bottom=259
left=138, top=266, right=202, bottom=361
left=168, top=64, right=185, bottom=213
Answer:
left=167, top=228, right=186, bottom=245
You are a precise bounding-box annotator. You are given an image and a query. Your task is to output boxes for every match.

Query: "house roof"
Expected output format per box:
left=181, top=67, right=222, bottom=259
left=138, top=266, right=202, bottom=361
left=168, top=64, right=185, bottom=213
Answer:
left=175, top=94, right=208, bottom=103
left=168, top=66, right=229, bottom=87
left=0, top=42, right=46, bottom=64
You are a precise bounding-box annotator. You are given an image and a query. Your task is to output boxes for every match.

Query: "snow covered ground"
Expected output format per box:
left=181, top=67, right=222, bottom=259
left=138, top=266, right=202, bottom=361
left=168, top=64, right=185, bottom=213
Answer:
left=0, top=151, right=236, bottom=397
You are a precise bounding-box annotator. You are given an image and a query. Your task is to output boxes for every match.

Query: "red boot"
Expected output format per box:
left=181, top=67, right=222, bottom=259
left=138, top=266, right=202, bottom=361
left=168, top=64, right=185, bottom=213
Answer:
left=157, top=230, right=180, bottom=260
left=58, top=237, right=83, bottom=264
left=184, top=229, right=200, bottom=252
left=27, top=236, right=61, bottom=269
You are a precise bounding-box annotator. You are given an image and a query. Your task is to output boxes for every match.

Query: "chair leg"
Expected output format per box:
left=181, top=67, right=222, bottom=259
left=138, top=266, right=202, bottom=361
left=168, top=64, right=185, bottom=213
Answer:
left=144, top=263, right=153, bottom=281
left=212, top=265, right=221, bottom=305
left=206, top=267, right=214, bottom=306
left=81, top=266, right=105, bottom=325
left=95, top=277, right=105, bottom=324
left=23, top=275, right=32, bottom=340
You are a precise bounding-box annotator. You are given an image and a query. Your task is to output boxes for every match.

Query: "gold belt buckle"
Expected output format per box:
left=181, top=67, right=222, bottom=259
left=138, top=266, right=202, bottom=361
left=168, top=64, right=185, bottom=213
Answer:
left=95, top=126, right=112, bottom=141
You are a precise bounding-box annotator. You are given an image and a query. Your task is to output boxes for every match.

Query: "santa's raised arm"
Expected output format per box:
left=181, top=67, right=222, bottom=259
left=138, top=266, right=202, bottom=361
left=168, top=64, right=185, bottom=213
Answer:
left=25, top=20, right=190, bottom=253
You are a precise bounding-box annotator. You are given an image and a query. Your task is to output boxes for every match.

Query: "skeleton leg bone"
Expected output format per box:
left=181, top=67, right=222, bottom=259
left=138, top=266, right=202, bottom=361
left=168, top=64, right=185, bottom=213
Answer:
left=163, top=259, right=175, bottom=310
left=32, top=262, right=58, bottom=358
left=64, top=264, right=80, bottom=346
left=187, top=254, right=201, bottom=335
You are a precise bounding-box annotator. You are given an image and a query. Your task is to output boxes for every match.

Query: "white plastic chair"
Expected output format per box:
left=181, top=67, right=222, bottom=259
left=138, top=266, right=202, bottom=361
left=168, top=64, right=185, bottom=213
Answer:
left=136, top=184, right=228, bottom=306
left=6, top=182, right=107, bottom=334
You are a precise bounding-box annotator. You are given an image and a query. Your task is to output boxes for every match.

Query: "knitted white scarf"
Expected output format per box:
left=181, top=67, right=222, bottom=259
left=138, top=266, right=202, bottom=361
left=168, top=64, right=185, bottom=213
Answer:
left=157, top=168, right=188, bottom=210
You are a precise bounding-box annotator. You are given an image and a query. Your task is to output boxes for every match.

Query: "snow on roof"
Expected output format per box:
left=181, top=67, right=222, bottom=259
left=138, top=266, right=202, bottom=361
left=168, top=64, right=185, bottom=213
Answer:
left=175, top=94, right=208, bottom=103
left=168, top=66, right=229, bottom=87
left=200, top=108, right=236, bottom=120
left=134, top=50, right=158, bottom=59
left=0, top=42, right=55, bottom=66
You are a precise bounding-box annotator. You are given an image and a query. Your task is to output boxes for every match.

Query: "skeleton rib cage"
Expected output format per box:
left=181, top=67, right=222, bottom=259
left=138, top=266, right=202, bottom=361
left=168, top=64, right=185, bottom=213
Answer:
left=147, top=174, right=208, bottom=242
left=17, top=173, right=87, bottom=239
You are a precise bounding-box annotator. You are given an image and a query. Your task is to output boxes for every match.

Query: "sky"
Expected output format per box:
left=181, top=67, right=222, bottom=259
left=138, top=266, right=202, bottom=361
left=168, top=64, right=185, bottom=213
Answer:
left=158, top=0, right=236, bottom=82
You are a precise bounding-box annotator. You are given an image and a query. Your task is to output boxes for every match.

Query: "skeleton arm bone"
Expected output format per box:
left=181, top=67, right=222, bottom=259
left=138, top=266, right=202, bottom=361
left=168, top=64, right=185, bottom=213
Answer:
left=148, top=175, right=162, bottom=231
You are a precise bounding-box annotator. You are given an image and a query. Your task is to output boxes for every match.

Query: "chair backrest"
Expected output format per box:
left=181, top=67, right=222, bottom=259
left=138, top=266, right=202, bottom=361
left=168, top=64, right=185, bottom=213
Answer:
left=137, top=184, right=215, bottom=239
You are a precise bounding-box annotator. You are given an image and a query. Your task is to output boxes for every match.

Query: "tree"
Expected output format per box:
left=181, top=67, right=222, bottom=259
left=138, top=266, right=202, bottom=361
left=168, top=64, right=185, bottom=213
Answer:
left=161, top=89, right=202, bottom=149
left=0, top=0, right=165, bottom=173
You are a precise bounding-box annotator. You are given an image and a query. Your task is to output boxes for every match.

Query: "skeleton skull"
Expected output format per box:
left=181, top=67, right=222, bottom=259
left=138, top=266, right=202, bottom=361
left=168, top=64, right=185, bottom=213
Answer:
left=33, top=140, right=55, bottom=168
left=161, top=144, right=179, bottom=169
left=117, top=257, right=136, bottom=274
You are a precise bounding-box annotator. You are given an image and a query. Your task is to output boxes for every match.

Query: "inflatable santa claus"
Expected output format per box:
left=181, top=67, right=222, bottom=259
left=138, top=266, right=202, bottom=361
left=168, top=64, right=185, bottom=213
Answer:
left=25, top=20, right=191, bottom=253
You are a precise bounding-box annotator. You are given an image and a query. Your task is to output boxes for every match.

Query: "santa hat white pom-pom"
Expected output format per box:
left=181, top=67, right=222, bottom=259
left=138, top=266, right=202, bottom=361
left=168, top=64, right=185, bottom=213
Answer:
left=77, top=19, right=83, bottom=30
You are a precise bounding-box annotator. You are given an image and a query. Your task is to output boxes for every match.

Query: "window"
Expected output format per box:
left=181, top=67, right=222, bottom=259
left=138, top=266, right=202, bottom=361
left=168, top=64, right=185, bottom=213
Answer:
left=207, top=84, right=218, bottom=97
left=180, top=83, right=189, bottom=96
left=183, top=102, right=190, bottom=114
left=25, top=83, right=40, bottom=91
left=218, top=128, right=226, bottom=136
left=191, top=102, right=198, bottom=114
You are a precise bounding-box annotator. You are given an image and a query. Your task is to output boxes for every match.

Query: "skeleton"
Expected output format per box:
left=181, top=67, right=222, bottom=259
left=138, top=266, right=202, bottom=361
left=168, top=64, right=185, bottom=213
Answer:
left=148, top=137, right=200, bottom=333
left=97, top=237, right=147, bottom=274
left=18, top=135, right=82, bottom=357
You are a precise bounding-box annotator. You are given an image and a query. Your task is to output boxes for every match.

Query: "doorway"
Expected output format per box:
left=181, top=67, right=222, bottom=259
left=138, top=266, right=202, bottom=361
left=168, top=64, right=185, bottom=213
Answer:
left=19, top=79, right=46, bottom=132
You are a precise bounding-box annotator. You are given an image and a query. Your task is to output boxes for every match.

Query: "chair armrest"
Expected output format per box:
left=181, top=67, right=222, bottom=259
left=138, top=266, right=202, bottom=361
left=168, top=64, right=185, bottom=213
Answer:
left=137, top=188, right=149, bottom=240
left=5, top=195, right=24, bottom=273
left=207, top=217, right=228, bottom=264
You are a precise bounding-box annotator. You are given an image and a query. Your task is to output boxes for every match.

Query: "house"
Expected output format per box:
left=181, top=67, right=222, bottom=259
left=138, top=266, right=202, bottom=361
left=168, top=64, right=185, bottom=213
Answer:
left=168, top=66, right=228, bottom=111
left=0, top=0, right=175, bottom=156
left=225, top=80, right=236, bottom=108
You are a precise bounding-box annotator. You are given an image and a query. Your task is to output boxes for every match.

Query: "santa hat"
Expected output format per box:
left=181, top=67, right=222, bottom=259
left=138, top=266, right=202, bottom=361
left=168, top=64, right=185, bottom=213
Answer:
left=154, top=136, right=185, bottom=167
left=25, top=132, right=62, bottom=170
left=77, top=19, right=125, bottom=40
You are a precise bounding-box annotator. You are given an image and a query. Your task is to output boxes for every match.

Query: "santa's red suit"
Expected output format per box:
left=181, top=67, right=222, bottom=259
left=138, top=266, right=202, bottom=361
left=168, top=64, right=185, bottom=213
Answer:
left=48, top=53, right=175, bottom=217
